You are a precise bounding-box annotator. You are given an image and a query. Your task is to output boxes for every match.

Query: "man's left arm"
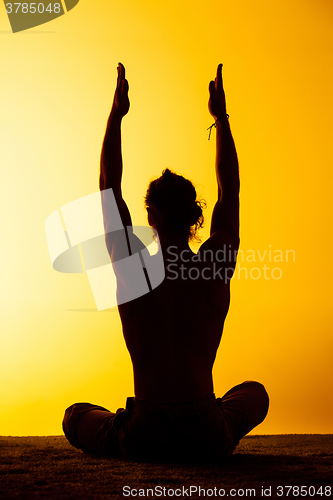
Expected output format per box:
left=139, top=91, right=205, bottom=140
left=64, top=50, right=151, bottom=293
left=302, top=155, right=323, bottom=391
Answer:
left=100, top=62, right=132, bottom=228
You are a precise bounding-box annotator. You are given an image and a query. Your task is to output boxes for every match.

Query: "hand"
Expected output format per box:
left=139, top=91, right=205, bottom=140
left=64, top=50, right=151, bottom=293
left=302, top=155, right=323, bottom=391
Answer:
left=112, top=62, right=130, bottom=118
left=208, top=64, right=227, bottom=121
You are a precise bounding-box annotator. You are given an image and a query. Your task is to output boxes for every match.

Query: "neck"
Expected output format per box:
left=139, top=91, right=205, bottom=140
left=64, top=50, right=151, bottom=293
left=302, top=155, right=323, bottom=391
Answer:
left=157, top=232, right=191, bottom=254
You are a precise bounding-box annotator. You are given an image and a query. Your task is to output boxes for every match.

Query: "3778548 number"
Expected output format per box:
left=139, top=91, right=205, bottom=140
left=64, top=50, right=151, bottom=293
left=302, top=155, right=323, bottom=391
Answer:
left=5, top=3, right=61, bottom=14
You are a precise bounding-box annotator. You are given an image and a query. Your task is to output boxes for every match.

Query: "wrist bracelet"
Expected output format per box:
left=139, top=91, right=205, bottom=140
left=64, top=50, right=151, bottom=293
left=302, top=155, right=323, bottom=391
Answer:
left=207, top=114, right=229, bottom=140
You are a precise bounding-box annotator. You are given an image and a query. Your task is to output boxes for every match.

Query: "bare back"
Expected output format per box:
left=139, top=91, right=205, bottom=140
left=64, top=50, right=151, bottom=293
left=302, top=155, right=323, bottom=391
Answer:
left=117, top=239, right=234, bottom=402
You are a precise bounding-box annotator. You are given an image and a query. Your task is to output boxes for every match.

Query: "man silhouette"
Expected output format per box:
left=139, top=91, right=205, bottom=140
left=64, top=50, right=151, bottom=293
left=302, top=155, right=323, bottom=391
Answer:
left=63, top=63, right=269, bottom=460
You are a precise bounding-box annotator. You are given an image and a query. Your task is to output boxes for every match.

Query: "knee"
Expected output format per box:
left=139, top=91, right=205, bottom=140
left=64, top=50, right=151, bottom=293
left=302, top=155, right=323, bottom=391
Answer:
left=243, top=381, right=268, bottom=397
left=245, top=381, right=269, bottom=421
left=62, top=404, right=78, bottom=447
left=62, top=402, right=93, bottom=449
left=62, top=404, right=75, bottom=432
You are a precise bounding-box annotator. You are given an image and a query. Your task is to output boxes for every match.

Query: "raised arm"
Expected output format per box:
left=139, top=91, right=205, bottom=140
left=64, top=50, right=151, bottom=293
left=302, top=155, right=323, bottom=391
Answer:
left=209, top=64, right=240, bottom=249
left=100, top=63, right=132, bottom=227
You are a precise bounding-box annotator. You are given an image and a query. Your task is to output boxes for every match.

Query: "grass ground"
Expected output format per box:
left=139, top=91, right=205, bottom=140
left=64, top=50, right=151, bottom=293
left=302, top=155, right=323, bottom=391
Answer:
left=0, top=435, right=332, bottom=499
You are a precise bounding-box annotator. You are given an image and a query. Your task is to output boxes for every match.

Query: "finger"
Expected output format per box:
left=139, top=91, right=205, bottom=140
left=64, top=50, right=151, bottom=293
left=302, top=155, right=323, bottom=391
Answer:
left=117, top=63, right=125, bottom=90
left=122, top=79, right=129, bottom=94
left=118, top=62, right=125, bottom=80
left=216, top=63, right=223, bottom=89
left=209, top=80, right=215, bottom=94
left=117, top=64, right=121, bottom=88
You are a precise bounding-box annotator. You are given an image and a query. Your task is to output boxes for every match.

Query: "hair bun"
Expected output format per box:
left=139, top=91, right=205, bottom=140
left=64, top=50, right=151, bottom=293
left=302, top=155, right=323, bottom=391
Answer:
left=144, top=169, right=205, bottom=241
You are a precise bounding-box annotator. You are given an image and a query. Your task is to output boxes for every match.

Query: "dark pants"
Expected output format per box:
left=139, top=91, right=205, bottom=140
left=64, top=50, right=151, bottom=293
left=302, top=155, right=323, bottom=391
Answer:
left=63, top=381, right=269, bottom=461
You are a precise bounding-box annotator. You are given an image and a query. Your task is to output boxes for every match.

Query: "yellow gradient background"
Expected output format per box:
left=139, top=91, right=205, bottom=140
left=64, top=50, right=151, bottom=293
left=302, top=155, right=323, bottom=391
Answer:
left=1, top=0, right=332, bottom=435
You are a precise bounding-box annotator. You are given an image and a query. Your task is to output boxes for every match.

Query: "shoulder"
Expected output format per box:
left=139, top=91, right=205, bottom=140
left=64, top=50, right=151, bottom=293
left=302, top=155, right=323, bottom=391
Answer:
left=198, top=230, right=239, bottom=274
left=199, top=229, right=239, bottom=255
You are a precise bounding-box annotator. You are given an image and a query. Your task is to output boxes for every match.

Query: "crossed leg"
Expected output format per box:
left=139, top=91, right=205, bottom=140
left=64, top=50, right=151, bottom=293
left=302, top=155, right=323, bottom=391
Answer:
left=63, top=382, right=269, bottom=457
left=62, top=403, right=119, bottom=455
left=216, top=381, right=269, bottom=448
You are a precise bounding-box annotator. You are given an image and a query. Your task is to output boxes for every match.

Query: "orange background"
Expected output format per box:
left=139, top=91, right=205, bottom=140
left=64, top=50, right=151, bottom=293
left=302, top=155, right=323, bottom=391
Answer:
left=0, top=0, right=332, bottom=435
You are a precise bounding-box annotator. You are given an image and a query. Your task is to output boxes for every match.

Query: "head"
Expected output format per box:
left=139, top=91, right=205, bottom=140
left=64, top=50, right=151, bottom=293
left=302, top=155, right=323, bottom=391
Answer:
left=144, top=169, right=205, bottom=241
